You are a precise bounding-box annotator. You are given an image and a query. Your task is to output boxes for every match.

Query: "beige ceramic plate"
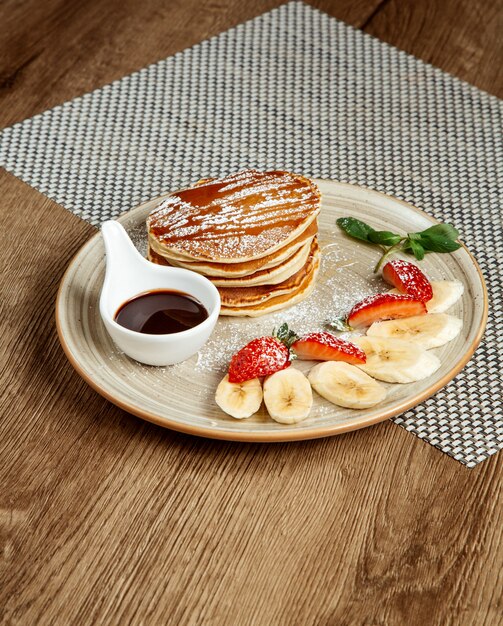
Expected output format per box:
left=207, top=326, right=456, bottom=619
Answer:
left=56, top=180, right=488, bottom=441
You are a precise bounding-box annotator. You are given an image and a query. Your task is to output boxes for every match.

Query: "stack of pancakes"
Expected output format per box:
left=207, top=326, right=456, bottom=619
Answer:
left=147, top=170, right=321, bottom=316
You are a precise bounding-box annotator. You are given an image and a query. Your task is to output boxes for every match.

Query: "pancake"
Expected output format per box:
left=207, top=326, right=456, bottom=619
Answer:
left=217, top=239, right=319, bottom=308
left=148, top=220, right=318, bottom=278
left=220, top=249, right=320, bottom=317
left=211, top=239, right=312, bottom=287
left=147, top=170, right=321, bottom=263
left=147, top=237, right=319, bottom=311
left=148, top=237, right=314, bottom=287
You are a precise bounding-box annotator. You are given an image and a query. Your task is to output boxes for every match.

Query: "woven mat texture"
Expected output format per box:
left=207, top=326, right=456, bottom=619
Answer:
left=1, top=1, right=501, bottom=466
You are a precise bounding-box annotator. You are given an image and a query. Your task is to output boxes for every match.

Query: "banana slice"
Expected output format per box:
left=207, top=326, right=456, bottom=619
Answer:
left=263, top=368, right=313, bottom=424
left=389, top=280, right=464, bottom=313
left=367, top=313, right=462, bottom=349
left=426, top=281, right=464, bottom=313
left=355, top=336, right=441, bottom=383
left=308, top=361, right=386, bottom=409
left=215, top=374, right=263, bottom=419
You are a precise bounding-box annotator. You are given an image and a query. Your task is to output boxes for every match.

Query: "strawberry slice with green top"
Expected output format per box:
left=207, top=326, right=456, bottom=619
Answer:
left=228, top=336, right=291, bottom=383
left=382, top=259, right=433, bottom=302
left=348, top=293, right=427, bottom=328
left=292, top=332, right=366, bottom=364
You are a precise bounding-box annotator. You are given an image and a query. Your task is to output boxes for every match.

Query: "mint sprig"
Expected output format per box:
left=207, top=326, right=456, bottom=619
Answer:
left=336, top=217, right=462, bottom=272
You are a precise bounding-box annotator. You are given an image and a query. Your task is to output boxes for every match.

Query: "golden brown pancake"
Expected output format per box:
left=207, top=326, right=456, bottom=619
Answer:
left=148, top=220, right=318, bottom=278
left=148, top=238, right=319, bottom=311
left=220, top=249, right=320, bottom=317
left=217, top=239, right=319, bottom=308
left=148, top=237, right=314, bottom=287
left=211, top=239, right=312, bottom=287
left=147, top=170, right=321, bottom=263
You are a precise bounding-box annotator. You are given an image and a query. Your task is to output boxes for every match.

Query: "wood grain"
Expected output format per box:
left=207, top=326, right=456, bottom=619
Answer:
left=0, top=0, right=502, bottom=624
left=362, top=0, right=503, bottom=96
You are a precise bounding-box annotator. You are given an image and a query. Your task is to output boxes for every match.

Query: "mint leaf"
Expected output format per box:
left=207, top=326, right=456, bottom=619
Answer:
left=418, top=236, right=462, bottom=253
left=408, top=232, right=422, bottom=241
left=414, top=223, right=461, bottom=253
left=417, top=223, right=460, bottom=240
left=404, top=238, right=425, bottom=261
left=368, top=230, right=402, bottom=246
left=336, top=217, right=375, bottom=242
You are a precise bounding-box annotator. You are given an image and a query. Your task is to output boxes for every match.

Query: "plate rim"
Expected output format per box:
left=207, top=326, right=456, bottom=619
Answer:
left=56, top=180, right=489, bottom=442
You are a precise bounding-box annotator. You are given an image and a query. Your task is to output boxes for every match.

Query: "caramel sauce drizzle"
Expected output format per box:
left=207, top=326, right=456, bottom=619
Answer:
left=148, top=170, right=320, bottom=258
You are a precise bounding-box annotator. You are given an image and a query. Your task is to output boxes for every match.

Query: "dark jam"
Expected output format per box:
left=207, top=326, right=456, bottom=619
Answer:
left=115, top=290, right=208, bottom=334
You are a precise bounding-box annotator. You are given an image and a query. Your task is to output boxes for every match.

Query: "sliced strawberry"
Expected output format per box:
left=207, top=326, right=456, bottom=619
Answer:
left=228, top=336, right=291, bottom=383
left=348, top=293, right=427, bottom=328
left=382, top=260, right=433, bottom=302
left=292, top=332, right=366, bottom=364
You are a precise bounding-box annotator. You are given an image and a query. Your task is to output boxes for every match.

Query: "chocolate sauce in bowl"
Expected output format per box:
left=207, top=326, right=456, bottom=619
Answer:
left=115, top=290, right=208, bottom=335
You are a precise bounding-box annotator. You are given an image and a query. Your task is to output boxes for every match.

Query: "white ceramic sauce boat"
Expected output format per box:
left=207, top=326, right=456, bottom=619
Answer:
left=99, top=220, right=221, bottom=366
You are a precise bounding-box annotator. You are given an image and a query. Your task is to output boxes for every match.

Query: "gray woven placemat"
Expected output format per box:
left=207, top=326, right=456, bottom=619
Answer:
left=1, top=1, right=501, bottom=467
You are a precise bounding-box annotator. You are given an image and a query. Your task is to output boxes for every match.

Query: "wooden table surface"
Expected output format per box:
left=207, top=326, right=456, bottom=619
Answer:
left=1, top=1, right=502, bottom=624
